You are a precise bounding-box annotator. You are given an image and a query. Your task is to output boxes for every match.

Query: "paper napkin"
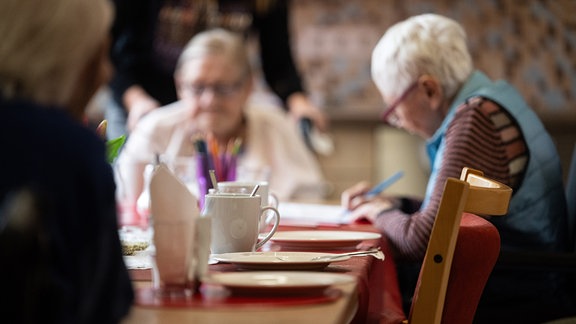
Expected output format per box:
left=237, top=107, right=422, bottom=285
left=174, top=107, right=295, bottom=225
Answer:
left=149, top=163, right=210, bottom=287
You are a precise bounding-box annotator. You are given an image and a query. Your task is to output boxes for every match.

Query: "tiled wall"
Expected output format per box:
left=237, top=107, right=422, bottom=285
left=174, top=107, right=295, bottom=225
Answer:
left=291, top=0, right=576, bottom=117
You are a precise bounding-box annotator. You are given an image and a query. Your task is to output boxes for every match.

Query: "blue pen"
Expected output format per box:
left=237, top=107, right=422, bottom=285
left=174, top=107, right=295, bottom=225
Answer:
left=364, top=170, right=404, bottom=198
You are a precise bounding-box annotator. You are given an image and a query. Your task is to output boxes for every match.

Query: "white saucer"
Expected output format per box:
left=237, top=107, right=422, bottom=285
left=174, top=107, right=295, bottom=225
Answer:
left=205, top=271, right=355, bottom=295
left=212, top=251, right=350, bottom=270
left=268, top=230, right=381, bottom=249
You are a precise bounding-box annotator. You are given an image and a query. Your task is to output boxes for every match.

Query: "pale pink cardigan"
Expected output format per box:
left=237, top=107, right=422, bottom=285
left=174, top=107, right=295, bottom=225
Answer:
left=116, top=100, right=326, bottom=206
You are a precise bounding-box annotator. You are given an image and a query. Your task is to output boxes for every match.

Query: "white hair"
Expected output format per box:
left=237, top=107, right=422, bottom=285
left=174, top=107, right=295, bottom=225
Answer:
left=0, top=0, right=113, bottom=106
left=176, top=28, right=252, bottom=79
left=371, top=14, right=473, bottom=99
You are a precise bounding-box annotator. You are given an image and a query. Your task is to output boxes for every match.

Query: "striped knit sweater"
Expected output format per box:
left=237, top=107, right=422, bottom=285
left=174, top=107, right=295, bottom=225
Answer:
left=373, top=97, right=527, bottom=261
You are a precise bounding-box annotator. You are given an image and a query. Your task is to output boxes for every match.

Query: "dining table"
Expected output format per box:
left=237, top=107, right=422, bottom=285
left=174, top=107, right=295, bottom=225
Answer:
left=121, top=202, right=405, bottom=324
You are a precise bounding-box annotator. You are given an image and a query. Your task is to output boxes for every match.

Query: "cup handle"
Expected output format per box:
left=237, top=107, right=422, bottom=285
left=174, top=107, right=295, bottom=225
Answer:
left=255, top=206, right=280, bottom=249
left=268, top=192, right=279, bottom=209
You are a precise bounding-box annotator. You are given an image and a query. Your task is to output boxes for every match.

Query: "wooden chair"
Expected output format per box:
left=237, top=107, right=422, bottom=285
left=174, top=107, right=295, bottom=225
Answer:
left=398, top=167, right=512, bottom=324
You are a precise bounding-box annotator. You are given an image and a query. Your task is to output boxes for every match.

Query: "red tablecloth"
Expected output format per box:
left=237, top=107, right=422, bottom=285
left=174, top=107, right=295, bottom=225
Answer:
left=128, top=223, right=405, bottom=324
left=212, top=223, right=405, bottom=324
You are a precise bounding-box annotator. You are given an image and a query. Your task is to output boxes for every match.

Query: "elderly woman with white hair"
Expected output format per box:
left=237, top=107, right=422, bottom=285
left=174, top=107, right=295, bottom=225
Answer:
left=341, top=14, right=573, bottom=322
left=116, top=28, right=326, bottom=221
left=0, top=0, right=133, bottom=323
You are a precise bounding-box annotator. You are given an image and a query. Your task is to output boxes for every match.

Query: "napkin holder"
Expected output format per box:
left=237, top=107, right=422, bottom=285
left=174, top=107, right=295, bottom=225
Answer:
left=149, top=163, right=211, bottom=295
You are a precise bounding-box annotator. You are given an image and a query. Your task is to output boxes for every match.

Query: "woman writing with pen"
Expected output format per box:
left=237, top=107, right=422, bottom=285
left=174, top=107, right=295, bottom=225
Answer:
left=341, top=15, right=572, bottom=322
left=115, top=28, right=325, bottom=224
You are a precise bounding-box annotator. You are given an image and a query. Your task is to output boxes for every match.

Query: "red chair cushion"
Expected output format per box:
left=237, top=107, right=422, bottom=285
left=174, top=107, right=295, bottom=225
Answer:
left=442, top=213, right=501, bottom=323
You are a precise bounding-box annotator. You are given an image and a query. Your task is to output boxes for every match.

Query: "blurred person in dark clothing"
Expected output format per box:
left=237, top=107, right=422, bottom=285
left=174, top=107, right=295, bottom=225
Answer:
left=0, top=0, right=134, bottom=323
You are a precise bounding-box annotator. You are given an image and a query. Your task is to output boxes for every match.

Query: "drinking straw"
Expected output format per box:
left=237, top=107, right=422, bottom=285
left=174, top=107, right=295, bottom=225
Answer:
left=209, top=169, right=218, bottom=191
left=250, top=185, right=260, bottom=197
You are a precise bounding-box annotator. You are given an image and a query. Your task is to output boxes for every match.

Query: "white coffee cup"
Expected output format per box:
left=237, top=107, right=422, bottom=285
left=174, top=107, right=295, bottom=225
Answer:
left=216, top=181, right=279, bottom=232
left=203, top=193, right=280, bottom=254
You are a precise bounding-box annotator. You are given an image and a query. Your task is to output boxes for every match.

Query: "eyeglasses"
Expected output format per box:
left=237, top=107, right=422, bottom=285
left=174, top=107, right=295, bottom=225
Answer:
left=180, top=79, right=245, bottom=98
left=380, top=81, right=418, bottom=126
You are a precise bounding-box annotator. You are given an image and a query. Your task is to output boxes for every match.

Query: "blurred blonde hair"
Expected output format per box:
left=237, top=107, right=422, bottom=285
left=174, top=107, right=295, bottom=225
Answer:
left=371, top=14, right=473, bottom=100
left=176, top=28, right=252, bottom=79
left=0, top=0, right=113, bottom=107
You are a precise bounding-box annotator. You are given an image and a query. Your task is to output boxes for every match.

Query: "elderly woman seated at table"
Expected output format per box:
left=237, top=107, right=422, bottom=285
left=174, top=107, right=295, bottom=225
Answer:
left=0, top=0, right=133, bottom=322
left=116, top=28, right=325, bottom=219
left=341, top=14, right=573, bottom=323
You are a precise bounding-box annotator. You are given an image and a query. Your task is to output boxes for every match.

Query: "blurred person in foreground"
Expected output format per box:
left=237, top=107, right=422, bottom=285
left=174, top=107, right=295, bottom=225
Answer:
left=0, top=0, right=134, bottom=323
left=116, top=28, right=325, bottom=221
left=341, top=14, right=573, bottom=323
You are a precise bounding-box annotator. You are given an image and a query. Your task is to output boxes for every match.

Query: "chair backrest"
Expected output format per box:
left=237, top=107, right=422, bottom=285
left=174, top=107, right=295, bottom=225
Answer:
left=408, top=167, right=512, bottom=324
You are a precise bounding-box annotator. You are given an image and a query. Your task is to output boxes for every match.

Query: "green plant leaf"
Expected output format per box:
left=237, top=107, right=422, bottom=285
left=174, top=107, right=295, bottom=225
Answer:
left=106, top=135, right=126, bottom=163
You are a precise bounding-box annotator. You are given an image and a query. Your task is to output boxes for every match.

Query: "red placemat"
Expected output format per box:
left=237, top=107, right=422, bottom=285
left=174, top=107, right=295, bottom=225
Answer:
left=135, top=285, right=342, bottom=308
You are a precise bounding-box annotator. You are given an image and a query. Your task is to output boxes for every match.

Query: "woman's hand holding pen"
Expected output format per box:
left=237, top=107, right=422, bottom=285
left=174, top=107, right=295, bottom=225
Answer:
left=341, top=181, right=399, bottom=223
left=341, top=171, right=404, bottom=224
left=341, top=181, right=372, bottom=210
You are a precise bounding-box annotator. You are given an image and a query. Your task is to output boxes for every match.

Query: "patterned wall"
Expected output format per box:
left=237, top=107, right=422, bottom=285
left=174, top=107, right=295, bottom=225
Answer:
left=290, top=0, right=576, bottom=119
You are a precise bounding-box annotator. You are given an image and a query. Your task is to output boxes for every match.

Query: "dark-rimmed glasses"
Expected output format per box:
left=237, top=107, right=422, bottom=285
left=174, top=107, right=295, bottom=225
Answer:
left=180, top=79, right=246, bottom=98
left=380, top=81, right=418, bottom=126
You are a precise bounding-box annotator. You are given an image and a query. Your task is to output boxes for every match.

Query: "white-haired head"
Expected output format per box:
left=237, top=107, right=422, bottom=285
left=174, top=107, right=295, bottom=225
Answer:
left=176, top=28, right=252, bottom=80
left=371, top=14, right=473, bottom=101
left=0, top=0, right=113, bottom=109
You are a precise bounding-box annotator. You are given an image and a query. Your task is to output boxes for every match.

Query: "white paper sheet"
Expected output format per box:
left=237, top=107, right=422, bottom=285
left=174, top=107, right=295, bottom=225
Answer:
left=277, top=202, right=351, bottom=226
